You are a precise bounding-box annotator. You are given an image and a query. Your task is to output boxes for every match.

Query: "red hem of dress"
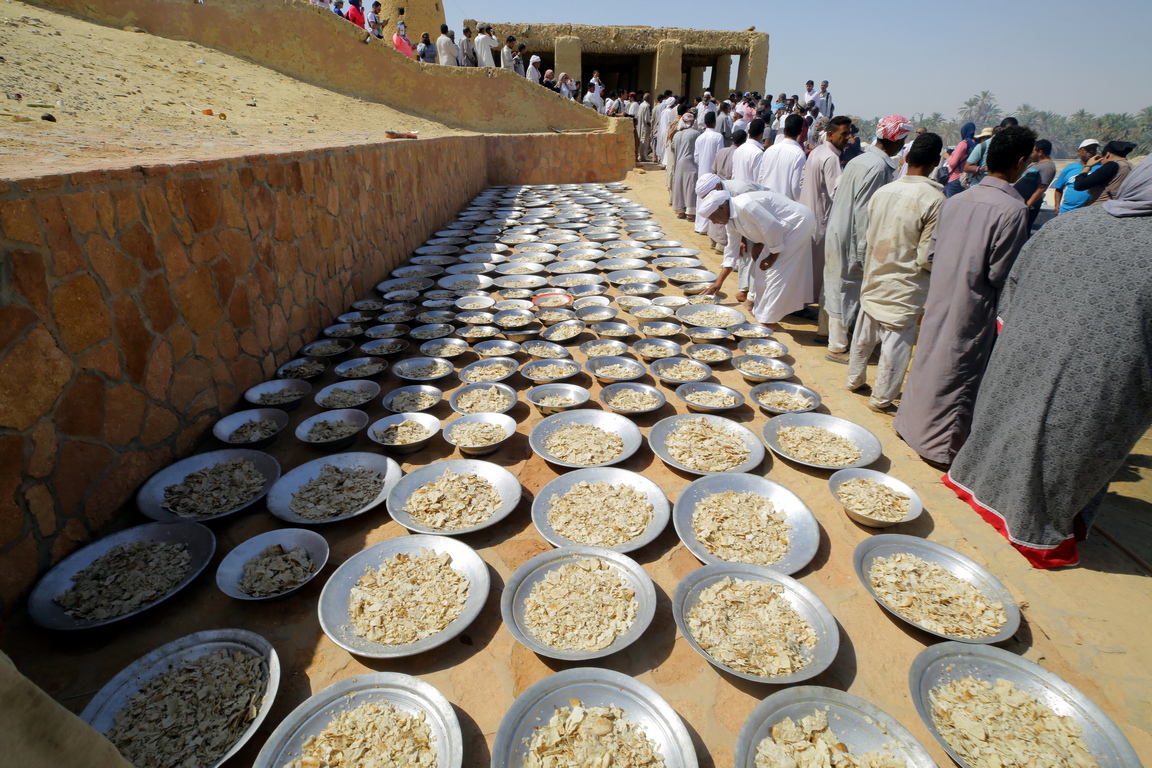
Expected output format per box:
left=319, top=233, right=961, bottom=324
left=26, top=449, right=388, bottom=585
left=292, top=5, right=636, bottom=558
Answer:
left=942, top=472, right=1080, bottom=569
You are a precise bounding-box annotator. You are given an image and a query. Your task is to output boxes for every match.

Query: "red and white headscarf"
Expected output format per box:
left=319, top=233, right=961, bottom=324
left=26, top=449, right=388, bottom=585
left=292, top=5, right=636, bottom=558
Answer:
left=876, top=114, right=913, bottom=141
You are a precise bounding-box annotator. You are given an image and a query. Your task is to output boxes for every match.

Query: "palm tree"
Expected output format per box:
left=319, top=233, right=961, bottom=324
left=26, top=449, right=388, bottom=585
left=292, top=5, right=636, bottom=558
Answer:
left=975, top=90, right=1000, bottom=127
left=1013, top=103, right=1038, bottom=125
left=958, top=96, right=981, bottom=123
left=1098, top=113, right=1138, bottom=143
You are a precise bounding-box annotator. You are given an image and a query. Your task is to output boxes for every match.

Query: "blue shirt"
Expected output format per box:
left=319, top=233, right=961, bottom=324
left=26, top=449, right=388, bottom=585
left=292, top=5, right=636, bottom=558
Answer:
left=1053, top=162, right=1100, bottom=213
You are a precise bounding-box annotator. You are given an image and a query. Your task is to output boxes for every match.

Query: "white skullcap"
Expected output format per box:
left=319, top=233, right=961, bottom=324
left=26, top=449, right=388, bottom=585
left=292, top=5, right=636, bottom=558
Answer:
left=695, top=173, right=723, bottom=198
left=697, top=189, right=730, bottom=218
left=530, top=55, right=541, bottom=64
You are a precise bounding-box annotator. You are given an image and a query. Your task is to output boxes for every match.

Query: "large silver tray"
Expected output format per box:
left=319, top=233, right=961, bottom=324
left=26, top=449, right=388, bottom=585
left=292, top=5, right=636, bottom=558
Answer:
left=648, top=414, right=765, bottom=475
left=27, top=521, right=215, bottom=630
left=672, top=562, right=839, bottom=684
left=491, top=667, right=698, bottom=768
left=528, top=410, right=644, bottom=468
left=761, top=412, right=883, bottom=470
left=675, top=303, right=746, bottom=328
left=385, top=458, right=522, bottom=535
left=255, top=672, right=462, bottom=768
left=909, top=642, right=1141, bottom=768
left=215, top=528, right=330, bottom=601
left=317, top=535, right=490, bottom=658
left=501, top=545, right=656, bottom=660
left=266, top=452, right=401, bottom=525
left=82, top=629, right=279, bottom=768
left=531, top=468, right=669, bottom=553
left=853, top=534, right=1021, bottom=643
left=735, top=686, right=936, bottom=768
left=672, top=473, right=819, bottom=575
left=137, top=448, right=281, bottom=522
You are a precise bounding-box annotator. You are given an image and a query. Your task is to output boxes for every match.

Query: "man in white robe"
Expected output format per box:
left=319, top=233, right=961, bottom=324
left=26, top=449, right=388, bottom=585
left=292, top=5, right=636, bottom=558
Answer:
left=731, top=118, right=766, bottom=181
left=757, top=113, right=806, bottom=200
left=526, top=55, right=542, bottom=83
left=698, top=173, right=766, bottom=302
left=435, top=25, right=458, bottom=66
left=473, top=25, right=497, bottom=67
left=655, top=96, right=677, bottom=166
left=694, top=92, right=718, bottom=129
left=701, top=189, right=815, bottom=327
left=692, top=111, right=725, bottom=233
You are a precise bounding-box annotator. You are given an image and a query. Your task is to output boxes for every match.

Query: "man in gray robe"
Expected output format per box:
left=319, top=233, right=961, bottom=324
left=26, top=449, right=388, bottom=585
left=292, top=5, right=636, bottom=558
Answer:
left=635, top=93, right=653, bottom=162
left=894, top=126, right=1036, bottom=466
left=823, top=115, right=911, bottom=362
left=798, top=114, right=851, bottom=331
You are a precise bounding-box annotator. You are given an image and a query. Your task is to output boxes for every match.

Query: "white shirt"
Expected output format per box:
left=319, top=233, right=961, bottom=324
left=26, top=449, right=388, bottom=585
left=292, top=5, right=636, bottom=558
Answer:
left=814, top=90, right=832, bottom=116
left=693, top=128, right=725, bottom=178
left=500, top=45, right=516, bottom=70
left=732, top=140, right=765, bottom=182
left=435, top=34, right=458, bottom=66
left=527, top=64, right=541, bottom=83
left=757, top=136, right=807, bottom=200
left=694, top=101, right=717, bottom=129
left=474, top=34, right=497, bottom=67
left=804, top=88, right=818, bottom=106
left=591, top=77, right=604, bottom=97
left=583, top=91, right=603, bottom=112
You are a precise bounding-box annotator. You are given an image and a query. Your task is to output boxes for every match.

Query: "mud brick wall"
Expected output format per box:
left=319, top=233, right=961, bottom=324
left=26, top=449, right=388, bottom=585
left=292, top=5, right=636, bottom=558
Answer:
left=0, top=131, right=627, bottom=614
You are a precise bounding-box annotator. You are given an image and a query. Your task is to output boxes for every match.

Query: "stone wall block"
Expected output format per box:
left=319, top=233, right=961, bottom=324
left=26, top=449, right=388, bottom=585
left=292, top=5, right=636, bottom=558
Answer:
left=141, top=184, right=173, bottom=235
left=25, top=484, right=57, bottom=538
left=54, top=440, right=115, bottom=512
left=77, top=343, right=121, bottom=379
left=0, top=306, right=37, bottom=350
left=143, top=340, right=174, bottom=401
left=104, top=383, right=147, bottom=446
left=173, top=264, right=223, bottom=335
left=93, top=191, right=117, bottom=239
left=86, top=237, right=143, bottom=295
left=0, top=326, right=73, bottom=430
left=0, top=536, right=39, bottom=609
left=180, top=177, right=222, bottom=233
left=159, top=229, right=191, bottom=281
left=170, top=358, right=212, bottom=411
left=112, top=294, right=153, bottom=383
left=0, top=435, right=25, bottom=544
left=11, top=249, right=50, bottom=317
left=54, top=373, right=105, bottom=438
left=120, top=220, right=162, bottom=271
left=0, top=199, right=44, bottom=245
left=140, top=404, right=179, bottom=446
left=140, top=274, right=179, bottom=333
left=35, top=196, right=87, bottom=276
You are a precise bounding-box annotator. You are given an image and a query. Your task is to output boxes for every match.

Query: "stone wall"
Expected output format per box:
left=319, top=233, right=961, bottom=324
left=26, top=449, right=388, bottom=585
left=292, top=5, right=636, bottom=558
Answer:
left=0, top=131, right=628, bottom=614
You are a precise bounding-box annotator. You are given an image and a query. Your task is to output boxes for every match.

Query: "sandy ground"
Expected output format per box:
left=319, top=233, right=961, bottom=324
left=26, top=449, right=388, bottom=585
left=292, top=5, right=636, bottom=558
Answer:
left=1, top=167, right=1149, bottom=767
left=0, top=0, right=467, bottom=177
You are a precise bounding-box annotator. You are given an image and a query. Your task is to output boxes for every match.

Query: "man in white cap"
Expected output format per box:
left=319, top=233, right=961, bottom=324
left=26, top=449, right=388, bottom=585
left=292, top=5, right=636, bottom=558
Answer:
left=695, top=91, right=717, bottom=129
left=697, top=173, right=766, bottom=303
left=699, top=186, right=815, bottom=328
left=1052, top=139, right=1102, bottom=214
left=526, top=55, right=542, bottom=83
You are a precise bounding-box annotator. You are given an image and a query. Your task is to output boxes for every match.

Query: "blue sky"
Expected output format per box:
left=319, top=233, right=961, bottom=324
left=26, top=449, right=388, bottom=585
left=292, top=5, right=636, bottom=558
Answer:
left=448, top=0, right=1152, bottom=119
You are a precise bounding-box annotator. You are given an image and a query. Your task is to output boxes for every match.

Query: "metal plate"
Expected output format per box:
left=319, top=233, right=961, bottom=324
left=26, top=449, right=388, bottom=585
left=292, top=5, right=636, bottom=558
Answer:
left=458, top=356, right=518, bottom=384
left=255, top=672, right=462, bottom=768
left=648, top=414, right=764, bottom=475
left=521, top=358, right=582, bottom=382
left=392, top=356, right=455, bottom=381
left=501, top=546, right=656, bottom=660
left=528, top=410, right=644, bottom=468
left=266, top=452, right=401, bottom=525
left=531, top=468, right=670, bottom=553
left=674, top=382, right=744, bottom=413
left=749, top=381, right=822, bottom=415
left=732, top=354, right=795, bottom=383
left=27, top=521, right=215, bottom=630
left=216, top=528, right=330, bottom=600
left=673, top=562, right=839, bottom=684
left=735, top=686, right=937, bottom=768
left=672, top=473, right=819, bottom=575
left=386, top=459, right=522, bottom=535
left=137, top=448, right=281, bottom=522
left=82, top=629, right=279, bottom=767
left=317, top=535, right=490, bottom=658
left=491, top=668, right=697, bottom=768
left=829, top=468, right=923, bottom=528
left=909, top=642, right=1141, bottom=768
left=853, top=534, right=1020, bottom=643
left=599, top=382, right=667, bottom=415
left=761, top=412, right=883, bottom=470
left=381, top=384, right=443, bottom=413
left=212, top=408, right=290, bottom=449
left=676, top=303, right=747, bottom=328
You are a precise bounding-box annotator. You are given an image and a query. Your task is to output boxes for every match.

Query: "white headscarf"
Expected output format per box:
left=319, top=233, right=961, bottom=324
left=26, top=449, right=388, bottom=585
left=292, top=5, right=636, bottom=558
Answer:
left=695, top=173, right=723, bottom=199
left=697, top=189, right=730, bottom=218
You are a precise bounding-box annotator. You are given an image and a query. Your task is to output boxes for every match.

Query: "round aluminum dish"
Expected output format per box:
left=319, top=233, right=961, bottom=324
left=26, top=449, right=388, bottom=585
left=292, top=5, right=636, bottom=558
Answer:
left=337, top=311, right=376, bottom=325
left=392, top=264, right=444, bottom=279
left=534, top=308, right=577, bottom=327
left=213, top=408, right=289, bottom=449
left=749, top=381, right=822, bottom=415
left=463, top=242, right=509, bottom=253
left=540, top=319, right=587, bottom=345
left=728, top=323, right=774, bottom=340
left=322, top=323, right=364, bottom=339
left=652, top=256, right=704, bottom=270
left=500, top=233, right=541, bottom=245
left=908, top=642, right=1140, bottom=768
left=638, top=320, right=684, bottom=339
left=520, top=358, right=581, bottom=383
left=501, top=325, right=542, bottom=343
left=606, top=269, right=661, bottom=286
left=254, top=672, right=462, bottom=768
left=449, top=382, right=517, bottom=415
left=276, top=355, right=330, bottom=381
left=333, top=356, right=388, bottom=380
left=618, top=282, right=660, bottom=296
left=455, top=310, right=497, bottom=326
left=556, top=248, right=603, bottom=261
left=591, top=321, right=637, bottom=340
left=381, top=384, right=443, bottom=413
left=585, top=355, right=645, bottom=384
left=544, top=233, right=582, bottom=244
left=854, top=535, right=1020, bottom=643
left=458, top=251, right=506, bottom=263
left=491, top=667, right=697, bottom=768
left=645, top=239, right=683, bottom=248
left=474, top=339, right=522, bottom=357
left=572, top=295, right=611, bottom=309
left=458, top=356, right=518, bottom=384
left=300, top=338, right=353, bottom=357
left=525, top=383, right=591, bottom=416
left=735, top=686, right=937, bottom=768
left=216, top=529, right=329, bottom=600
left=415, top=310, right=458, bottom=326
left=83, top=629, right=280, bottom=768
left=366, top=412, right=441, bottom=454
left=829, top=469, right=923, bottom=528
left=761, top=412, right=883, bottom=470
left=361, top=338, right=410, bottom=357
left=444, top=262, right=494, bottom=276
left=437, top=274, right=494, bottom=292
left=376, top=276, right=433, bottom=294
left=545, top=259, right=597, bottom=275
left=392, top=356, right=455, bottom=382
left=363, top=322, right=409, bottom=339
left=408, top=323, right=456, bottom=341
left=492, top=308, right=536, bottom=330
left=493, top=299, right=535, bottom=311
left=443, top=412, right=517, bottom=457
left=350, top=298, right=385, bottom=311
left=501, top=546, right=656, bottom=660
left=683, top=325, right=728, bottom=343
left=521, top=340, right=571, bottom=360
left=294, top=409, right=369, bottom=451
left=732, top=354, right=795, bottom=383
left=684, top=343, right=733, bottom=365
left=632, top=338, right=683, bottom=361
left=682, top=282, right=715, bottom=296
left=386, top=458, right=521, bottom=534
left=514, top=243, right=558, bottom=253
left=244, top=379, right=311, bottom=411
left=674, top=382, right=745, bottom=413
left=454, top=295, right=496, bottom=311
left=457, top=324, right=502, bottom=341
left=137, top=449, right=281, bottom=523
left=664, top=267, right=718, bottom=284
left=599, top=258, right=647, bottom=271
left=585, top=231, right=622, bottom=242
left=578, top=338, right=628, bottom=358
left=529, top=410, right=644, bottom=468
left=649, top=413, right=764, bottom=475
left=547, top=273, right=604, bottom=289
left=675, top=303, right=746, bottom=328
left=419, top=299, right=454, bottom=310
left=574, top=306, right=618, bottom=325
left=673, top=562, right=839, bottom=684
left=415, top=244, right=461, bottom=255
left=650, top=356, right=712, bottom=385
left=418, top=338, right=469, bottom=358
left=672, top=473, right=819, bottom=574
left=495, top=274, right=548, bottom=290
left=531, top=468, right=669, bottom=553
left=567, top=283, right=608, bottom=298
left=738, top=337, right=789, bottom=358
left=598, top=382, right=667, bottom=415
left=317, top=535, right=489, bottom=660
left=631, top=231, right=666, bottom=242
left=410, top=257, right=456, bottom=269
left=628, top=304, right=675, bottom=321
left=266, top=452, right=401, bottom=525
left=604, top=247, right=653, bottom=259
left=27, top=521, right=216, bottom=630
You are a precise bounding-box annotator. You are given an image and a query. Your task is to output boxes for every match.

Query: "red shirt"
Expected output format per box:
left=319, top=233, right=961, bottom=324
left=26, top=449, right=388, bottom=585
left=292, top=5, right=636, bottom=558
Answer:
left=345, top=5, right=364, bottom=27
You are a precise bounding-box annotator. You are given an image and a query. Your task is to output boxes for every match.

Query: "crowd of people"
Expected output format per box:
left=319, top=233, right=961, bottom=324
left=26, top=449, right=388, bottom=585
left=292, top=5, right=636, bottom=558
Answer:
left=635, top=83, right=1150, bottom=569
